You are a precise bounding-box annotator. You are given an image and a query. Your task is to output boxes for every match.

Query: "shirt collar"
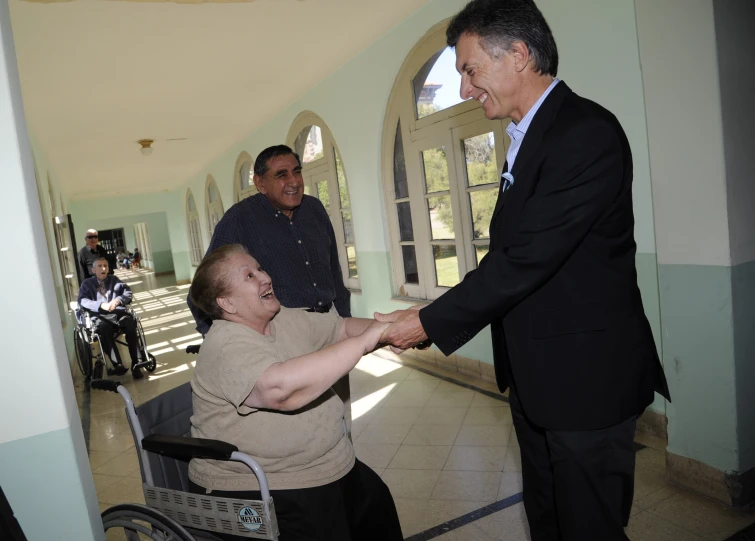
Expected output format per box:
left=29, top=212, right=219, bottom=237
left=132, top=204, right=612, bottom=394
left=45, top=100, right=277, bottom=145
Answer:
left=506, top=78, right=561, bottom=142
left=258, top=192, right=307, bottom=218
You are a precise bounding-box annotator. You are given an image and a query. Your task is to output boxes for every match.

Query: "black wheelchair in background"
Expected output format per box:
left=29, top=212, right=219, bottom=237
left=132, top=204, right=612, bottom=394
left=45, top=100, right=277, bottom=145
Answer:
left=71, top=301, right=157, bottom=380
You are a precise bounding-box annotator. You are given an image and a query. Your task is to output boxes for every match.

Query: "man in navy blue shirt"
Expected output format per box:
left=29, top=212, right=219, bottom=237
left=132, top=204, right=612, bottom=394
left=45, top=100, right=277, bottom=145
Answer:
left=188, top=145, right=351, bottom=334
left=78, top=258, right=143, bottom=379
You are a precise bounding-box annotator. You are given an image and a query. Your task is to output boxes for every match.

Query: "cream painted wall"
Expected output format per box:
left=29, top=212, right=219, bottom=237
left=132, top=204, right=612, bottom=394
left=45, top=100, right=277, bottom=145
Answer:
left=636, top=0, right=730, bottom=267
left=181, top=0, right=657, bottom=256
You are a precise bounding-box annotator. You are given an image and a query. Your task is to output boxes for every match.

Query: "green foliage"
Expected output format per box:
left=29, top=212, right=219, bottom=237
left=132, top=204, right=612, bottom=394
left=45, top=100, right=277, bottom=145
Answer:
left=417, top=102, right=441, bottom=119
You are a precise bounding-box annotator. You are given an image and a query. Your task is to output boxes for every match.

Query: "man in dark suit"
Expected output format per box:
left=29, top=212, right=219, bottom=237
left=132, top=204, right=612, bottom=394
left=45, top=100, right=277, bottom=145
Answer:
left=377, top=1, right=670, bottom=539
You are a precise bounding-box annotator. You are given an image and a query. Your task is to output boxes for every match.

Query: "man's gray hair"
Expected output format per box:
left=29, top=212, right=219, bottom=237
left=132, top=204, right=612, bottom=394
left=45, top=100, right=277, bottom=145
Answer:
left=446, top=0, right=559, bottom=77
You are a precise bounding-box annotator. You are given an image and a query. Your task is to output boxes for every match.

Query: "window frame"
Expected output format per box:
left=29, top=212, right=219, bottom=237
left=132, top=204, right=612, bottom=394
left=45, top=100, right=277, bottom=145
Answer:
left=186, top=189, right=203, bottom=267
left=380, top=20, right=511, bottom=301
left=286, top=112, right=361, bottom=291
left=205, top=174, right=225, bottom=237
left=233, top=151, right=257, bottom=203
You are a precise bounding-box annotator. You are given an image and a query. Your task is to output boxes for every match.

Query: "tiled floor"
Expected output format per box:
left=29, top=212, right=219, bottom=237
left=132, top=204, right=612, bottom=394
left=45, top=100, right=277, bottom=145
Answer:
left=74, top=269, right=755, bottom=540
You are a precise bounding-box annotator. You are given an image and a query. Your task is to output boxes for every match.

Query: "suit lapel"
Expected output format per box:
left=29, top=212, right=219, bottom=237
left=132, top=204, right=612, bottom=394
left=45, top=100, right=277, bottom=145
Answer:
left=491, top=161, right=509, bottom=221
left=491, top=81, right=572, bottom=224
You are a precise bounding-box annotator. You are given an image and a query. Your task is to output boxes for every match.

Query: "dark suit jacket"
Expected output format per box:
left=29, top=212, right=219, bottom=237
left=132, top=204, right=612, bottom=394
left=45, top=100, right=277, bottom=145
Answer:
left=420, top=82, right=670, bottom=431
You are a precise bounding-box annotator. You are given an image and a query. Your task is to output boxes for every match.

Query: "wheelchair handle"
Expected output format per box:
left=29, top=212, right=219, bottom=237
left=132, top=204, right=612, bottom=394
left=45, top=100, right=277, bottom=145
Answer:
left=185, top=344, right=201, bottom=354
left=90, top=379, right=122, bottom=393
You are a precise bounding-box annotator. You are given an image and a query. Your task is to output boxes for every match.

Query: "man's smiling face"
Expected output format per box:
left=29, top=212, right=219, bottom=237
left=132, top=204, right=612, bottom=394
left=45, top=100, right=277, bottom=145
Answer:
left=254, top=153, right=304, bottom=218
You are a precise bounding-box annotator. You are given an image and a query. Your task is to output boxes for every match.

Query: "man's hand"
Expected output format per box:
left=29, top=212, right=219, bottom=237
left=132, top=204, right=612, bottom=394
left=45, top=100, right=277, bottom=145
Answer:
left=101, top=299, right=120, bottom=312
left=373, top=308, right=428, bottom=352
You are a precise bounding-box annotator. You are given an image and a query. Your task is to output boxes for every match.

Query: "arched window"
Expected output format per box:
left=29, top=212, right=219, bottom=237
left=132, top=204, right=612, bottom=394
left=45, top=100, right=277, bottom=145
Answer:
left=234, top=151, right=258, bottom=203
left=287, top=113, right=360, bottom=290
left=186, top=190, right=203, bottom=266
left=205, top=175, right=224, bottom=237
left=381, top=21, right=509, bottom=300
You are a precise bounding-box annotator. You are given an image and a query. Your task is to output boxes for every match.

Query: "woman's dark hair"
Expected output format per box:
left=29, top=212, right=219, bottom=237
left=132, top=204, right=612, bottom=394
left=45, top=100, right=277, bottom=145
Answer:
left=253, top=145, right=302, bottom=177
left=189, top=244, right=249, bottom=320
left=446, top=0, right=559, bottom=77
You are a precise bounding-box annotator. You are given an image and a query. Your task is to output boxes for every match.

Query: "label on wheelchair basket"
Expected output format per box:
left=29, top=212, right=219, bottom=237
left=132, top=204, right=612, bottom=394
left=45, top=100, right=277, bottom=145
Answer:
left=238, top=506, right=263, bottom=532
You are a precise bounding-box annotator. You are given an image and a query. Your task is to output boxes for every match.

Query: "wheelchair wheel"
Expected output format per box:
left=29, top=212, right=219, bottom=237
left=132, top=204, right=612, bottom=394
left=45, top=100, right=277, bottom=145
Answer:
left=73, top=327, right=92, bottom=379
left=101, top=503, right=196, bottom=540
left=136, top=319, right=157, bottom=372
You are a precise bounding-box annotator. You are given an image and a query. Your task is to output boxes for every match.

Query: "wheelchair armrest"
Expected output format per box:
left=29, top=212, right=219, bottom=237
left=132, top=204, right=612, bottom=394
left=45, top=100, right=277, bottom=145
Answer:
left=141, top=434, right=238, bottom=461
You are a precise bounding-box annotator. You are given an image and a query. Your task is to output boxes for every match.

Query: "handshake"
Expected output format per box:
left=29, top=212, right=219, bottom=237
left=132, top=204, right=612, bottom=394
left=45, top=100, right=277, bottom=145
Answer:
left=369, top=305, right=431, bottom=354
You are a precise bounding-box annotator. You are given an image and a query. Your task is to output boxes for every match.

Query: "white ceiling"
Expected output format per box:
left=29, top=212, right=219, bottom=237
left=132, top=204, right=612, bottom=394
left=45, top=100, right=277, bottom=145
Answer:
left=9, top=0, right=432, bottom=201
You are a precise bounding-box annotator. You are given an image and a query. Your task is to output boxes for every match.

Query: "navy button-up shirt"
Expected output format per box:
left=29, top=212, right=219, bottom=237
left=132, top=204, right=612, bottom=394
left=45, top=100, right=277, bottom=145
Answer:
left=188, top=194, right=351, bottom=335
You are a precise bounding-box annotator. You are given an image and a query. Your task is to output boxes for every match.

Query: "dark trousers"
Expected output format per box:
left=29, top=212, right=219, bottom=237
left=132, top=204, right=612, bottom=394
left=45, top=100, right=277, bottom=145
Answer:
left=92, top=312, right=139, bottom=367
left=509, top=388, right=636, bottom=541
left=189, top=459, right=402, bottom=541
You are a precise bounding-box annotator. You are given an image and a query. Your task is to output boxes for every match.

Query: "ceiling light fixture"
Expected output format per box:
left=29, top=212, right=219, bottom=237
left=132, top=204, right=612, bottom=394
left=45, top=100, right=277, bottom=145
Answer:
left=137, top=139, right=154, bottom=156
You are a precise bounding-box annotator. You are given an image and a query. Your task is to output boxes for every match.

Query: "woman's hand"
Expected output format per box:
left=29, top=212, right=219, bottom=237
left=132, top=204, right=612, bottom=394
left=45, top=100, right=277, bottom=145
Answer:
left=361, top=319, right=390, bottom=354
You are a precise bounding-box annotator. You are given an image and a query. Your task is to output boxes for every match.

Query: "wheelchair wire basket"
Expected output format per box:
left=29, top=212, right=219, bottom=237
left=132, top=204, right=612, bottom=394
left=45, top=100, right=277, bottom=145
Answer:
left=90, top=377, right=279, bottom=541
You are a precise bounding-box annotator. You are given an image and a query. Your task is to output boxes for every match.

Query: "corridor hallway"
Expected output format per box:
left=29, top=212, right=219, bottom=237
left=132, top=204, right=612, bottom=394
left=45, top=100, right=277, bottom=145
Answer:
left=75, top=269, right=755, bottom=541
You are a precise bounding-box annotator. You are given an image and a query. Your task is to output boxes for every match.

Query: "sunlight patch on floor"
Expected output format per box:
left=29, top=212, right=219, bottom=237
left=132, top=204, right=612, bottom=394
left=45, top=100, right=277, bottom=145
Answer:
left=352, top=383, right=396, bottom=420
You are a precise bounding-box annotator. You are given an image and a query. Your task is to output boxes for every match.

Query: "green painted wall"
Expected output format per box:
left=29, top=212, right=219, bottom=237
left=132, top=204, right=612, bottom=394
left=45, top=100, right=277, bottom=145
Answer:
left=0, top=424, right=103, bottom=540
left=70, top=191, right=191, bottom=281
left=659, top=263, right=737, bottom=472
left=70, top=211, right=175, bottom=273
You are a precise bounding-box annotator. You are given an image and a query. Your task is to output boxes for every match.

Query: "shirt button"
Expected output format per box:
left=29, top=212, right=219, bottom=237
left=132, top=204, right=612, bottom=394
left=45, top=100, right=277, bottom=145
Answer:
left=318, top=301, right=323, bottom=306
left=305, top=261, right=309, bottom=265
left=298, top=240, right=301, bottom=244
left=313, top=283, right=317, bottom=287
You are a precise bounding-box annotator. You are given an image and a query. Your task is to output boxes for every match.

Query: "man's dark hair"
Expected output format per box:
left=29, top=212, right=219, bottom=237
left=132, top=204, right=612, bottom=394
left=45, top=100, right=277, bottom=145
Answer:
left=446, top=0, right=558, bottom=77
left=189, top=244, right=249, bottom=320
left=253, top=145, right=302, bottom=177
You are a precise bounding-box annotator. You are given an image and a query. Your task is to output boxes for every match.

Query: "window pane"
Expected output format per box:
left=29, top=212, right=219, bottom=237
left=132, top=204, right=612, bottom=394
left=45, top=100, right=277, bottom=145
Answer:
left=433, top=244, right=459, bottom=287
left=427, top=195, right=454, bottom=240
left=393, top=122, right=409, bottom=199
left=346, top=245, right=358, bottom=279
left=422, top=147, right=449, bottom=193
left=208, top=182, right=219, bottom=203
left=188, top=194, right=195, bottom=211
left=295, top=125, right=324, bottom=164
left=240, top=162, right=254, bottom=191
left=304, top=185, right=311, bottom=196
left=397, top=202, right=414, bottom=242
left=464, top=132, right=499, bottom=187
left=334, top=149, right=349, bottom=209
left=469, top=188, right=497, bottom=239
left=401, top=245, right=419, bottom=284
left=413, top=47, right=464, bottom=119
left=475, top=244, right=489, bottom=266
left=342, top=210, right=354, bottom=244
left=316, top=180, right=330, bottom=208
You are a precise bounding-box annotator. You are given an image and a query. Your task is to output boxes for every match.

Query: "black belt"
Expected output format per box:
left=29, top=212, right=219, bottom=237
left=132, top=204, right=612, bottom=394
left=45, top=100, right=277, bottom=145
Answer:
left=306, top=302, right=333, bottom=313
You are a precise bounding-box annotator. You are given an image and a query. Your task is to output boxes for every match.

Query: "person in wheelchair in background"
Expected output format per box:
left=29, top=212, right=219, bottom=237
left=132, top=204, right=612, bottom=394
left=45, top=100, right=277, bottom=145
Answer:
left=78, top=257, right=144, bottom=379
left=187, top=244, right=402, bottom=541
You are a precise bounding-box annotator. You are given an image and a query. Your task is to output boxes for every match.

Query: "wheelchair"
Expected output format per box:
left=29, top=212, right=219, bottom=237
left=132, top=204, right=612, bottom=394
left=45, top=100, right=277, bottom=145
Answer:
left=71, top=301, right=157, bottom=380
left=91, top=378, right=279, bottom=540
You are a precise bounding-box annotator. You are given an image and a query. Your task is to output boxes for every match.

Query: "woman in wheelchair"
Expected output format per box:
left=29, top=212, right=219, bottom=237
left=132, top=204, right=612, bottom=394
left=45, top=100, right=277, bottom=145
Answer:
left=187, top=244, right=402, bottom=541
left=78, top=257, right=144, bottom=379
